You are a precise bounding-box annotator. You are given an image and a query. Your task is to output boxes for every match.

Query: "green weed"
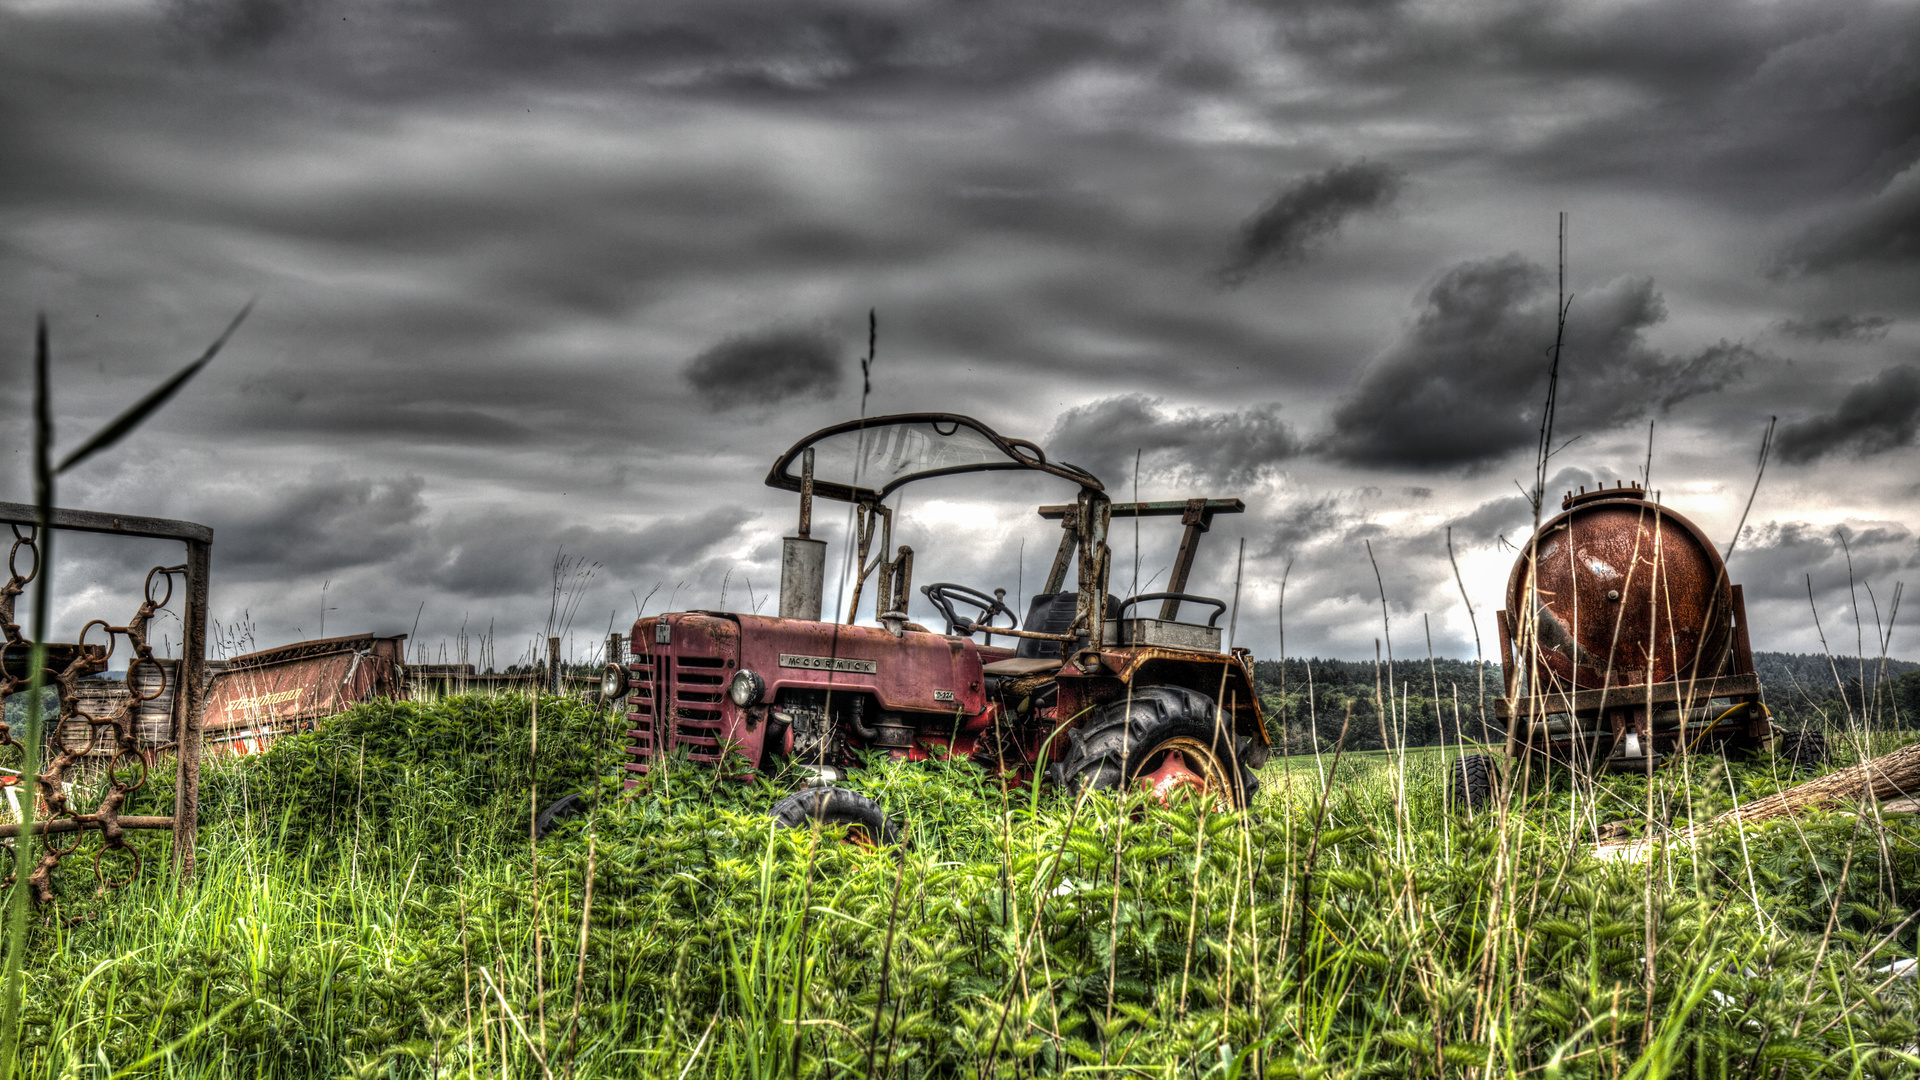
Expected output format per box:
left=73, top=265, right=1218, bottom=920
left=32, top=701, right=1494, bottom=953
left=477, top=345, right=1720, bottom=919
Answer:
left=3, top=693, right=1916, bottom=1078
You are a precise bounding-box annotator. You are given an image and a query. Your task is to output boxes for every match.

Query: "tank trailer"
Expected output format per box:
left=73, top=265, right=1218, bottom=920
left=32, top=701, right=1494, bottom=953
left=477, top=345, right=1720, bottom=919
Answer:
left=1453, top=482, right=1823, bottom=807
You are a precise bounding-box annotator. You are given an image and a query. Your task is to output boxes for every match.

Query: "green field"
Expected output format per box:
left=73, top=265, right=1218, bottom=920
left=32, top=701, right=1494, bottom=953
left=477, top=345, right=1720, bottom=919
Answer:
left=6, top=694, right=1917, bottom=1078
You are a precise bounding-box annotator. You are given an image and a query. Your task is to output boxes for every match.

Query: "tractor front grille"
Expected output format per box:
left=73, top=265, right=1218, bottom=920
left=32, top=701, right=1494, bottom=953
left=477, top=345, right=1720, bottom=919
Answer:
left=622, top=653, right=667, bottom=778
left=623, top=652, right=731, bottom=778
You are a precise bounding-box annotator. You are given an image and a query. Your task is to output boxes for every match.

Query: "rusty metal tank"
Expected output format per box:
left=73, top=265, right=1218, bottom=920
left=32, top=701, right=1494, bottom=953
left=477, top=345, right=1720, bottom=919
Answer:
left=1506, top=482, right=1733, bottom=693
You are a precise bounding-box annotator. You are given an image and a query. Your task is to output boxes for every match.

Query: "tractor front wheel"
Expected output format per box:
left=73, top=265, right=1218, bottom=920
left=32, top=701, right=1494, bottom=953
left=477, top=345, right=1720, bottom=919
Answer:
left=1050, top=686, right=1255, bottom=810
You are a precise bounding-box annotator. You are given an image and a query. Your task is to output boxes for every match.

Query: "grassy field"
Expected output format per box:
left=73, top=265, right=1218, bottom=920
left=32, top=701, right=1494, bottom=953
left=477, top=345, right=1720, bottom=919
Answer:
left=6, top=694, right=1918, bottom=1078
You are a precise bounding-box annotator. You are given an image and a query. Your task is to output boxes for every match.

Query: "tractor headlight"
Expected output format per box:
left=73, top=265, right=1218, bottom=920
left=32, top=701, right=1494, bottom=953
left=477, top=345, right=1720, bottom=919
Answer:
left=601, top=663, right=629, bottom=701
left=728, top=668, right=765, bottom=707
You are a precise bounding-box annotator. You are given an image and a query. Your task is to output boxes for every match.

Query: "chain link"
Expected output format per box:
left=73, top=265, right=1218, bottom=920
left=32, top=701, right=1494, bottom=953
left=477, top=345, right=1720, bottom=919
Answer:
left=1, top=526, right=183, bottom=902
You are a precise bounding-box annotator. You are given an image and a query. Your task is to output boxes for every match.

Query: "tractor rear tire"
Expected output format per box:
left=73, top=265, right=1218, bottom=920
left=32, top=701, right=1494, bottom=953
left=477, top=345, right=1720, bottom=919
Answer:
left=1777, top=729, right=1828, bottom=774
left=771, top=786, right=902, bottom=846
left=1049, top=686, right=1256, bottom=810
left=1450, top=753, right=1496, bottom=812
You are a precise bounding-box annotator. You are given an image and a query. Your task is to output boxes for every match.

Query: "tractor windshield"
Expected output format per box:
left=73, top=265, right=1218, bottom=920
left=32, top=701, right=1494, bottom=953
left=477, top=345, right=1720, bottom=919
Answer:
left=765, top=413, right=1101, bottom=503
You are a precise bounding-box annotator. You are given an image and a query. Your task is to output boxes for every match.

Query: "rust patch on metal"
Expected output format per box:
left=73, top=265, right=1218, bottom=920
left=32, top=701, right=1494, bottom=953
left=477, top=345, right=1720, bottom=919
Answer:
left=201, top=632, right=407, bottom=755
left=1508, top=491, right=1732, bottom=690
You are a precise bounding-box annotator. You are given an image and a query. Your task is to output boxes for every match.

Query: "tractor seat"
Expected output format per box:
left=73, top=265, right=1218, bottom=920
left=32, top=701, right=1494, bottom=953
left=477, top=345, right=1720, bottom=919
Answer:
left=1014, top=592, right=1122, bottom=660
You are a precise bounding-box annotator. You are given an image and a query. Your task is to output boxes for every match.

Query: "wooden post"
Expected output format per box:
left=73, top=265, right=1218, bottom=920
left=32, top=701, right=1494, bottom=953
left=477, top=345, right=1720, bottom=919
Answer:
left=1159, top=499, right=1213, bottom=621
left=173, top=536, right=210, bottom=883
left=548, top=636, right=562, bottom=695
left=606, top=632, right=624, bottom=667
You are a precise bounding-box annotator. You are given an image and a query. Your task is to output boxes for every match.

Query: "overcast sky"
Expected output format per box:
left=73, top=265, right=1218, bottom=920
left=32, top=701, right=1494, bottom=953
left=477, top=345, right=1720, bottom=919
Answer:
left=3, top=0, right=1917, bottom=668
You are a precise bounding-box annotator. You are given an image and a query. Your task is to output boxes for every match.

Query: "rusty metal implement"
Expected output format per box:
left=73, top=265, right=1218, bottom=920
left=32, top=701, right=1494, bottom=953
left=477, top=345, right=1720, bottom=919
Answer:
left=0, top=501, right=213, bottom=898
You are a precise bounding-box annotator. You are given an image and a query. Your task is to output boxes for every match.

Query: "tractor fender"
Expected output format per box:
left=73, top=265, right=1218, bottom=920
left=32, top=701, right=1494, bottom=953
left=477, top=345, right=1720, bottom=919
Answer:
left=1055, top=650, right=1266, bottom=747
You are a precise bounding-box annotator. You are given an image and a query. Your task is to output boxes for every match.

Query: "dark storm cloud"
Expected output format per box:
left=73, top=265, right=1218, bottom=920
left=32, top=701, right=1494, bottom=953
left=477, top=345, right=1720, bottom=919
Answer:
left=1730, top=520, right=1919, bottom=603
left=1217, top=161, right=1402, bottom=285
left=683, top=330, right=842, bottom=412
left=1774, top=365, right=1920, bottom=464
left=1442, top=468, right=1597, bottom=547
left=169, top=0, right=307, bottom=55
left=1261, top=0, right=1920, bottom=210
left=5, top=0, right=1914, bottom=665
left=211, top=476, right=429, bottom=576
left=1775, top=166, right=1920, bottom=275
left=144, top=0, right=1210, bottom=99
left=1257, top=494, right=1364, bottom=558
left=1775, top=314, right=1895, bottom=342
left=419, top=506, right=755, bottom=600
left=1322, top=255, right=1752, bottom=471
left=1046, top=394, right=1300, bottom=489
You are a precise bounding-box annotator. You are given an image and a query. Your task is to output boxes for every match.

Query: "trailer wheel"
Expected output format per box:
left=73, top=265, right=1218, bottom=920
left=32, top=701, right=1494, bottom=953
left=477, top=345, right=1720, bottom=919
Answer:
left=1777, top=729, right=1828, bottom=774
left=1450, top=753, right=1497, bottom=812
left=534, top=790, right=592, bottom=839
left=1050, top=686, right=1255, bottom=810
left=771, top=786, right=902, bottom=847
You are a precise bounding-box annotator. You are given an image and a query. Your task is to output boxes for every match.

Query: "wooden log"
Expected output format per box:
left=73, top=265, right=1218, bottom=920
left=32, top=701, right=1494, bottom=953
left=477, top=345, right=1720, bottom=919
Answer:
left=1595, top=739, right=1920, bottom=859
left=1707, top=740, right=1920, bottom=827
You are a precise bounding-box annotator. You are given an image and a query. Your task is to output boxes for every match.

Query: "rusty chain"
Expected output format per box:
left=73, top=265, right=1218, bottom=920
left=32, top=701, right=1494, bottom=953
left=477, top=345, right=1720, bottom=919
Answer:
left=1, top=524, right=182, bottom=902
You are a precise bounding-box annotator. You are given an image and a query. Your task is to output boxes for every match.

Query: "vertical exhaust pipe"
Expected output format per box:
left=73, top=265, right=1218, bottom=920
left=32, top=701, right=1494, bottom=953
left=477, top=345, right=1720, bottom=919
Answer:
left=781, top=448, right=826, bottom=621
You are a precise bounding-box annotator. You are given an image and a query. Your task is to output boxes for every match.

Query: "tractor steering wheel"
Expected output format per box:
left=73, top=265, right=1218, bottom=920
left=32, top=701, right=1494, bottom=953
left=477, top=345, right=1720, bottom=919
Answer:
left=919, top=583, right=1019, bottom=637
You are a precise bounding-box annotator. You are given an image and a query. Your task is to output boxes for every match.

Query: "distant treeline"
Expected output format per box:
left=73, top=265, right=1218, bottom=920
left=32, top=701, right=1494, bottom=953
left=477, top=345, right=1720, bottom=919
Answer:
left=1249, top=652, right=1920, bottom=753
left=1250, top=657, right=1504, bottom=754
left=1753, top=651, right=1920, bottom=730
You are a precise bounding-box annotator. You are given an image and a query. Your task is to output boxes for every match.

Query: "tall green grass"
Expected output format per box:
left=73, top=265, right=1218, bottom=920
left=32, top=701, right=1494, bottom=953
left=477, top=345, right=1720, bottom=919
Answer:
left=5, top=693, right=1917, bottom=1078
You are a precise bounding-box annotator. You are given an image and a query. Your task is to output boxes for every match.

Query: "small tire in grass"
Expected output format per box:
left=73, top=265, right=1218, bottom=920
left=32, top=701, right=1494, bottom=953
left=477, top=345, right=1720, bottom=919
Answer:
left=1450, top=753, right=1497, bottom=812
left=771, top=786, right=902, bottom=847
left=534, top=790, right=592, bottom=840
left=1776, top=729, right=1828, bottom=775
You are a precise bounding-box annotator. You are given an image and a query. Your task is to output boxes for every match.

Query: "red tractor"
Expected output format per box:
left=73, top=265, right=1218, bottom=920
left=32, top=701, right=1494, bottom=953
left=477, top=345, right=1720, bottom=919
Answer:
left=596, top=413, right=1269, bottom=839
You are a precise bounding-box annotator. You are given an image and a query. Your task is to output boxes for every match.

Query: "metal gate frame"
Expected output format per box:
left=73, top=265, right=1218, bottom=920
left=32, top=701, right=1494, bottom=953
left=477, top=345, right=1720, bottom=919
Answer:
left=0, top=500, right=210, bottom=881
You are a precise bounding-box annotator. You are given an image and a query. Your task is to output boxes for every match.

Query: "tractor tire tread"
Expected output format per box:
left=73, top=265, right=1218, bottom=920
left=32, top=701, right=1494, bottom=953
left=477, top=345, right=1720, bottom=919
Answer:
left=534, top=789, right=592, bottom=840
left=1450, top=753, right=1496, bottom=811
left=1053, top=685, right=1257, bottom=807
left=1778, top=729, right=1828, bottom=774
left=770, top=786, right=903, bottom=845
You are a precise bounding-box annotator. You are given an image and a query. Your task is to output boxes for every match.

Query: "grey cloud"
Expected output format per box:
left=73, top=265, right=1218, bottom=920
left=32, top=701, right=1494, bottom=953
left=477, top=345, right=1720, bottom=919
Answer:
left=1257, top=494, right=1363, bottom=559
left=19, top=0, right=1918, bottom=224
left=138, top=0, right=1213, bottom=100
left=1441, top=468, right=1597, bottom=548
left=1272, top=1, right=1920, bottom=211
left=168, top=0, right=307, bottom=55
left=1775, top=365, right=1920, bottom=464
left=7, top=0, right=1918, bottom=667
left=683, top=329, right=842, bottom=412
left=1218, top=161, right=1402, bottom=285
left=1775, top=314, right=1895, bottom=342
left=1775, top=164, right=1920, bottom=275
left=1730, top=519, right=1919, bottom=603
left=1046, top=394, right=1300, bottom=489
left=420, top=506, right=755, bottom=599
left=1322, top=255, right=1751, bottom=471
left=212, top=476, right=429, bottom=576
